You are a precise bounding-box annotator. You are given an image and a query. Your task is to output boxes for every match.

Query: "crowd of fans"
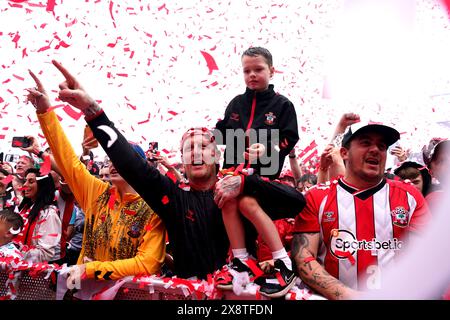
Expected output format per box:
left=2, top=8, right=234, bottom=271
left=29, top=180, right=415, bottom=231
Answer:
left=0, top=47, right=448, bottom=300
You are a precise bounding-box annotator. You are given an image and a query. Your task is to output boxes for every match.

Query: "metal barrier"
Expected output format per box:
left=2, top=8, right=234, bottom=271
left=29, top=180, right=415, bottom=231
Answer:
left=1, top=270, right=321, bottom=300
left=0, top=270, right=55, bottom=300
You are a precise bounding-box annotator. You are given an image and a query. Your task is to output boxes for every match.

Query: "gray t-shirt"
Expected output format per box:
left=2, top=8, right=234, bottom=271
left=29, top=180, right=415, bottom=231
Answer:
left=68, top=206, right=85, bottom=251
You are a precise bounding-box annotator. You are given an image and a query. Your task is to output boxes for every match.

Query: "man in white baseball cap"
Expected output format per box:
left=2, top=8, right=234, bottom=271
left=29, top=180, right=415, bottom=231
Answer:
left=291, top=122, right=430, bottom=299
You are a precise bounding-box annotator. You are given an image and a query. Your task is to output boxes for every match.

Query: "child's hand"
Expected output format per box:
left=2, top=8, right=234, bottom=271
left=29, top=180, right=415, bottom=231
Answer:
left=244, top=143, right=266, bottom=162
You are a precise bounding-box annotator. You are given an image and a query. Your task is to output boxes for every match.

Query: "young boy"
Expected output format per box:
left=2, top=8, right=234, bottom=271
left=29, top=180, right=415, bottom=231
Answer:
left=214, top=47, right=301, bottom=298
left=216, top=47, right=299, bottom=178
left=0, top=208, right=24, bottom=260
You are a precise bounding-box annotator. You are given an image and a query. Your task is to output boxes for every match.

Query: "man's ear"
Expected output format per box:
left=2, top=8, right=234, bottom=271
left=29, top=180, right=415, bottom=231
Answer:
left=340, top=147, right=349, bottom=161
left=269, top=66, right=275, bottom=78
left=214, top=148, right=222, bottom=164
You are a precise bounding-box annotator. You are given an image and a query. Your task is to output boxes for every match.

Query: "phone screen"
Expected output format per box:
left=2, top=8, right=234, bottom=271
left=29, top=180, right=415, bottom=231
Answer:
left=84, top=125, right=99, bottom=148
left=11, top=137, right=31, bottom=148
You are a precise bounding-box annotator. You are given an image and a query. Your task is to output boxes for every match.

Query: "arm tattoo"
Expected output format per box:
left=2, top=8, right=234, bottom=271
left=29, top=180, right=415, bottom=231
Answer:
left=291, top=232, right=314, bottom=259
left=292, top=233, right=316, bottom=272
left=292, top=232, right=349, bottom=299
left=83, top=102, right=102, bottom=117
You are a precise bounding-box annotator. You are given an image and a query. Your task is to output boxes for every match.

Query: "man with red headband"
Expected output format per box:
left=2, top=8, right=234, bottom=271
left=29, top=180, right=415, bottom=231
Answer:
left=37, top=60, right=305, bottom=288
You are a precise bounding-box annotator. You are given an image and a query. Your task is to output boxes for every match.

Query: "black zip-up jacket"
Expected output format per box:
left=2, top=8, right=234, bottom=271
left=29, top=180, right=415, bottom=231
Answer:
left=215, top=84, right=299, bottom=179
left=87, top=111, right=305, bottom=279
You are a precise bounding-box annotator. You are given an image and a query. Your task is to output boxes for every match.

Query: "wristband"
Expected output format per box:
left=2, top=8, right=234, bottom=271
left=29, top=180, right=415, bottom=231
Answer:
left=289, top=155, right=296, bottom=159
left=37, top=151, right=45, bottom=159
left=303, top=256, right=316, bottom=264
left=84, top=102, right=103, bottom=121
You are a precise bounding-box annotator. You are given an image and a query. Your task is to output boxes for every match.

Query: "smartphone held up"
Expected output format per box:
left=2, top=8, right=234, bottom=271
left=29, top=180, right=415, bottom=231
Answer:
left=11, top=136, right=32, bottom=148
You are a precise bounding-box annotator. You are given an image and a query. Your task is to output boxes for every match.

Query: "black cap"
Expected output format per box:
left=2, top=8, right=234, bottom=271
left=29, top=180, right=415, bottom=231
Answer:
left=342, top=123, right=400, bottom=148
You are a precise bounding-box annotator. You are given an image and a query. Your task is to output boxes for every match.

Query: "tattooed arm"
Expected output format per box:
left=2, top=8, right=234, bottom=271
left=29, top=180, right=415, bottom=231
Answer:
left=291, top=232, right=358, bottom=300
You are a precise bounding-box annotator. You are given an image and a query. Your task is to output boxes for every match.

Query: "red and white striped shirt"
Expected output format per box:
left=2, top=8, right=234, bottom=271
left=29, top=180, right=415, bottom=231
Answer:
left=294, top=178, right=430, bottom=290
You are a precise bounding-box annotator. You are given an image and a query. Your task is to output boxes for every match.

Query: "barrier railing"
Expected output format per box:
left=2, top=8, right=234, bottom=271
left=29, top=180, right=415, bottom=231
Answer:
left=1, top=262, right=323, bottom=300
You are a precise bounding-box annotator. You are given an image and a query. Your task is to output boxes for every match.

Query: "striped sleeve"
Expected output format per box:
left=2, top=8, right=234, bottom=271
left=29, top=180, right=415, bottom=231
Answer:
left=293, top=188, right=324, bottom=233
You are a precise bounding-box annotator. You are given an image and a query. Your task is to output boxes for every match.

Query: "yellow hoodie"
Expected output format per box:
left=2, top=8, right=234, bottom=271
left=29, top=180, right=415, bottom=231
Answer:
left=38, top=111, right=165, bottom=280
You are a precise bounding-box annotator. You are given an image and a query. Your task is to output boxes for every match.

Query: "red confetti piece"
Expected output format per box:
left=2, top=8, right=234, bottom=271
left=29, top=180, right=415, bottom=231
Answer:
left=37, top=44, right=51, bottom=52
left=108, top=189, right=117, bottom=210
left=161, top=195, right=169, bottom=205
left=200, top=51, right=219, bottom=75
left=166, top=171, right=177, bottom=183
left=57, top=40, right=70, bottom=48
left=13, top=74, right=24, bottom=81
left=8, top=3, right=23, bottom=8
left=144, top=224, right=152, bottom=231
left=107, top=38, right=120, bottom=48
left=2, top=175, right=13, bottom=185
left=46, top=0, right=56, bottom=12
left=62, top=105, right=83, bottom=120
left=109, top=1, right=117, bottom=28
left=39, top=155, right=52, bottom=176
left=168, top=110, right=178, bottom=116
left=137, top=119, right=149, bottom=125
left=124, top=209, right=137, bottom=216
left=12, top=33, right=20, bottom=48
left=158, top=3, right=169, bottom=14
left=48, top=233, right=59, bottom=237
left=65, top=18, right=77, bottom=28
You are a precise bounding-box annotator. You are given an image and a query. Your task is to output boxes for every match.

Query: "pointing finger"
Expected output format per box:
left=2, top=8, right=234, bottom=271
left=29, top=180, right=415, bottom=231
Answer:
left=52, top=60, right=77, bottom=88
left=28, top=69, right=45, bottom=92
left=59, top=81, right=70, bottom=90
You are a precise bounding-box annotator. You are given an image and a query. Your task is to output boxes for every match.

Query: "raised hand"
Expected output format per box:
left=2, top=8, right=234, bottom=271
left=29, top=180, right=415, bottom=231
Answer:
left=337, top=113, right=360, bottom=130
left=153, top=154, right=172, bottom=169
left=82, top=135, right=99, bottom=151
left=26, top=70, right=51, bottom=114
left=19, top=135, right=41, bottom=155
left=319, top=144, right=334, bottom=172
left=244, top=143, right=266, bottom=162
left=390, top=145, right=408, bottom=163
left=52, top=60, right=100, bottom=116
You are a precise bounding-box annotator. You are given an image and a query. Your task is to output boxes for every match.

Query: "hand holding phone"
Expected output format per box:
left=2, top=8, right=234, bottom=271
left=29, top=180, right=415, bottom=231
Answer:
left=11, top=137, right=32, bottom=148
left=83, top=125, right=99, bottom=149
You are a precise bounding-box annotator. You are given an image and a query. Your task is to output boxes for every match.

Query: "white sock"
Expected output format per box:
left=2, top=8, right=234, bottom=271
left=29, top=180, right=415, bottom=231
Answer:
left=232, top=248, right=249, bottom=262
left=272, top=248, right=292, bottom=270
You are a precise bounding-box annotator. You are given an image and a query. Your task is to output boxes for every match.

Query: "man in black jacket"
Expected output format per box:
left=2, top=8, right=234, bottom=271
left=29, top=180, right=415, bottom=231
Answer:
left=43, top=60, right=306, bottom=293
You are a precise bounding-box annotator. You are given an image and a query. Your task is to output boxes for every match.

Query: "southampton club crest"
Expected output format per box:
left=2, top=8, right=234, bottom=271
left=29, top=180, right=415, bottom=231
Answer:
left=264, top=112, right=276, bottom=125
left=391, top=206, right=409, bottom=228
